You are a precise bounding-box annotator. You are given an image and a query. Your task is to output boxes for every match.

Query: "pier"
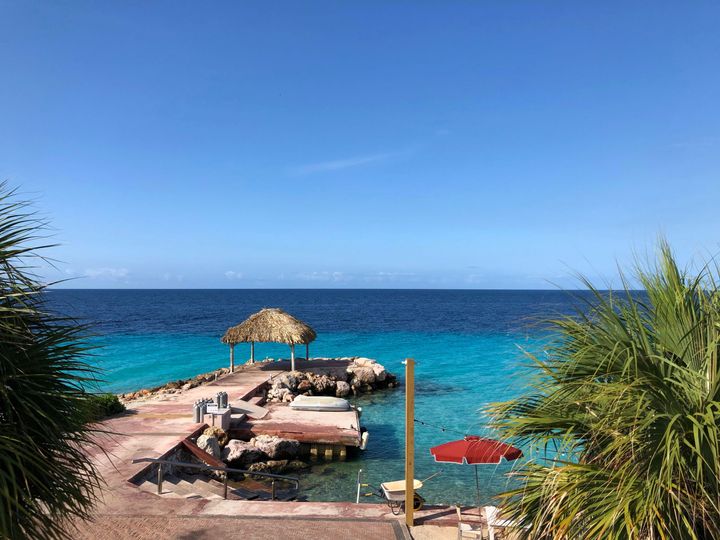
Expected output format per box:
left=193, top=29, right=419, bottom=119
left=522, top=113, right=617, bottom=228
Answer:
left=80, top=358, right=471, bottom=539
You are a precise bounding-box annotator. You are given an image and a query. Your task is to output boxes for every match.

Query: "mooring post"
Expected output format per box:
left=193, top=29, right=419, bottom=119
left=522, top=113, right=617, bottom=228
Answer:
left=271, top=480, right=276, bottom=500
left=356, top=469, right=363, bottom=504
left=157, top=465, right=164, bottom=495
left=404, top=358, right=415, bottom=528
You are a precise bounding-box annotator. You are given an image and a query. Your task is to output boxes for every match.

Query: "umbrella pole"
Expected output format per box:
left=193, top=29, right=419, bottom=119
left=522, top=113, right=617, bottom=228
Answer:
left=475, top=465, right=481, bottom=518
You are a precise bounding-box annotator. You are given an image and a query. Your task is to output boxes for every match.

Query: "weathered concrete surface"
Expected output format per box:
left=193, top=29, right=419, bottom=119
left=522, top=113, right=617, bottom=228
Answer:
left=233, top=403, right=362, bottom=446
left=72, top=515, right=407, bottom=540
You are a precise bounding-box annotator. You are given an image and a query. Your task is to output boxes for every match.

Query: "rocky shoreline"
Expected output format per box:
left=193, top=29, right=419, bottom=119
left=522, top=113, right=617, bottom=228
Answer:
left=118, top=366, right=233, bottom=403
left=118, top=357, right=399, bottom=404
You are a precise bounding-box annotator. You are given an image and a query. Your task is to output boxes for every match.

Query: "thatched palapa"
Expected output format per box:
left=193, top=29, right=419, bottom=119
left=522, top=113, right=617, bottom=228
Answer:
left=222, top=308, right=316, bottom=372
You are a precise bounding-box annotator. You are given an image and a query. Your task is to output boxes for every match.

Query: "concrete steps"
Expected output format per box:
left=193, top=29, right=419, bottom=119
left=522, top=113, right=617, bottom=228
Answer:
left=135, top=474, right=284, bottom=501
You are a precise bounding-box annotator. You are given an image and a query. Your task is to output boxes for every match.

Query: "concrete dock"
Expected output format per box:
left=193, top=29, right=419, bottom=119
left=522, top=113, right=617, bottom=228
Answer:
left=76, top=359, right=473, bottom=539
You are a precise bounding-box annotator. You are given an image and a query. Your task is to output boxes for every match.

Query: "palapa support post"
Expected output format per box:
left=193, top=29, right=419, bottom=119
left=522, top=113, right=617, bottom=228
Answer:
left=306, top=343, right=309, bottom=361
left=250, top=341, right=255, bottom=363
left=229, top=344, right=235, bottom=372
left=290, top=344, right=296, bottom=371
left=404, top=358, right=416, bottom=528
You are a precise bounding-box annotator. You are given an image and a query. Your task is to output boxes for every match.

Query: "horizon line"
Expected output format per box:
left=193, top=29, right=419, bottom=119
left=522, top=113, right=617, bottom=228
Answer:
left=45, top=287, right=639, bottom=292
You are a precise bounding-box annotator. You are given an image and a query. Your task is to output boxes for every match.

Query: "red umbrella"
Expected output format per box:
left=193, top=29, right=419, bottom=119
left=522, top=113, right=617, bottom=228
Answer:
left=430, top=435, right=522, bottom=465
left=430, top=436, right=522, bottom=512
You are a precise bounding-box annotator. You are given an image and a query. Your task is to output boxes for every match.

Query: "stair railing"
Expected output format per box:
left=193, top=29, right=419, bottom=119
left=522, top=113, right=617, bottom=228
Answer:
left=132, top=457, right=300, bottom=500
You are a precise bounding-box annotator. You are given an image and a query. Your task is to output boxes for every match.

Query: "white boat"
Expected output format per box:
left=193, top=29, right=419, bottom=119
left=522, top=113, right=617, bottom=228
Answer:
left=289, top=395, right=351, bottom=412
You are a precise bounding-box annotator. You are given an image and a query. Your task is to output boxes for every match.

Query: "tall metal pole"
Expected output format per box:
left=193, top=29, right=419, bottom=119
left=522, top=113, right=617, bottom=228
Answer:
left=404, top=358, right=415, bottom=528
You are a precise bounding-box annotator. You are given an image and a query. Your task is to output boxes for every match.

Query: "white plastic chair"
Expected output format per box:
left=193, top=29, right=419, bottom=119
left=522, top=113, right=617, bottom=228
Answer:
left=456, top=506, right=485, bottom=540
left=484, top=506, right=528, bottom=540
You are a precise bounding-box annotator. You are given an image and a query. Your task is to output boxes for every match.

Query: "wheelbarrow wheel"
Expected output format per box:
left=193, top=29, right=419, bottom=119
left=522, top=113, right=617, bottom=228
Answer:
left=413, top=493, right=425, bottom=511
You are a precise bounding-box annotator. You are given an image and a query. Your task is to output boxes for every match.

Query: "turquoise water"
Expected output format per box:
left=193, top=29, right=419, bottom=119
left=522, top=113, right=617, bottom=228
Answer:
left=49, top=289, right=569, bottom=506
left=91, top=330, right=541, bottom=505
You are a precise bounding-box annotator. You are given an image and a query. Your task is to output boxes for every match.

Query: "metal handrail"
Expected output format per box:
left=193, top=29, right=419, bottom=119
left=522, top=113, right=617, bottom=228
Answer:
left=132, top=457, right=300, bottom=500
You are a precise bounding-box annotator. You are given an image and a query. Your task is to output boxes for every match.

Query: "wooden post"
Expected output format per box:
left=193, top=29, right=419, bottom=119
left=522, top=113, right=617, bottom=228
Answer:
left=250, top=342, right=255, bottom=363
left=404, top=358, right=415, bottom=528
left=290, top=344, right=296, bottom=371
left=229, top=344, right=235, bottom=372
left=306, top=343, right=309, bottom=361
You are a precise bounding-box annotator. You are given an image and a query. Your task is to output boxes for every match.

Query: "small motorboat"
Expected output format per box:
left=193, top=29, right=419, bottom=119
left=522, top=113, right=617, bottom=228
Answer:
left=289, top=395, right=351, bottom=412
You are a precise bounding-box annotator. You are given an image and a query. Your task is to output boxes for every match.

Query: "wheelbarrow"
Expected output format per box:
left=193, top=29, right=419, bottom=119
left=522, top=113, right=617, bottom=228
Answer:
left=358, top=470, right=442, bottom=515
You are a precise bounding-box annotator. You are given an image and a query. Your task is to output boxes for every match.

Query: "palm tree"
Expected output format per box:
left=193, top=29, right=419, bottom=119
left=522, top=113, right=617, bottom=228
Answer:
left=0, top=184, right=102, bottom=539
left=491, top=243, right=720, bottom=539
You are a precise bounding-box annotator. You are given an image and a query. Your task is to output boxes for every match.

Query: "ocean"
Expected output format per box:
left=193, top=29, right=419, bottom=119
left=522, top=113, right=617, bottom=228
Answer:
left=47, top=289, right=583, bottom=506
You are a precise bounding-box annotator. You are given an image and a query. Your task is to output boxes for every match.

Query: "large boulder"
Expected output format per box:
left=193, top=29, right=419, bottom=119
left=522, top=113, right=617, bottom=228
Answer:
left=336, top=380, right=351, bottom=398
left=247, top=460, right=289, bottom=474
left=251, top=435, right=300, bottom=459
left=223, top=439, right=267, bottom=466
left=270, top=387, right=291, bottom=402
left=371, top=363, right=387, bottom=382
left=297, top=380, right=313, bottom=393
left=275, top=372, right=300, bottom=391
left=349, top=366, right=376, bottom=385
left=196, top=434, right=221, bottom=459
left=312, top=375, right=336, bottom=395
left=285, top=459, right=311, bottom=472
left=353, top=357, right=377, bottom=367
left=203, top=426, right=228, bottom=447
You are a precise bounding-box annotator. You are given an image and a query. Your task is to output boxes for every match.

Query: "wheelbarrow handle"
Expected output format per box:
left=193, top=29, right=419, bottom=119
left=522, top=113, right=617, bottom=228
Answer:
left=420, top=470, right=443, bottom=483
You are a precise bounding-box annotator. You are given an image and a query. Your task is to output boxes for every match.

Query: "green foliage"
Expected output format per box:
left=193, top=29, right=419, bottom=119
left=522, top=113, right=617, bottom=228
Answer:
left=82, top=393, right=125, bottom=423
left=0, top=184, right=102, bottom=539
left=491, top=242, right=720, bottom=539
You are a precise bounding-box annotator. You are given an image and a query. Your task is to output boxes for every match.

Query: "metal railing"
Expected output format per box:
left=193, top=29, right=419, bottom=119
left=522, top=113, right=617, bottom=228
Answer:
left=132, top=457, right=300, bottom=500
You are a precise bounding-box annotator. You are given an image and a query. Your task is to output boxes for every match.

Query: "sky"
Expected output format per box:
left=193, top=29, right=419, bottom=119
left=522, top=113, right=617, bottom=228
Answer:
left=1, top=1, right=719, bottom=289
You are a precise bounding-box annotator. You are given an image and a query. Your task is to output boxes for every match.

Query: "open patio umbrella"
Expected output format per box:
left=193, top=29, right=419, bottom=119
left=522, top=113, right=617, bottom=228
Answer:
left=430, top=435, right=522, bottom=512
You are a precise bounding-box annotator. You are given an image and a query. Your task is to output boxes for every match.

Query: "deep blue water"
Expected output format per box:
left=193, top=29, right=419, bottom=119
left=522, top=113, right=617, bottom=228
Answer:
left=47, top=289, right=585, bottom=505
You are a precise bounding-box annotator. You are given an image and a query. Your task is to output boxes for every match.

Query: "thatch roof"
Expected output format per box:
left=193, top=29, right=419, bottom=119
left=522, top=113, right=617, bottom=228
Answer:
left=221, top=308, right=317, bottom=346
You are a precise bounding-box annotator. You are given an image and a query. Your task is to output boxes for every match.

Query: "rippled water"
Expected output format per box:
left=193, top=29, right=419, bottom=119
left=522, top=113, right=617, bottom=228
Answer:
left=47, top=289, right=581, bottom=505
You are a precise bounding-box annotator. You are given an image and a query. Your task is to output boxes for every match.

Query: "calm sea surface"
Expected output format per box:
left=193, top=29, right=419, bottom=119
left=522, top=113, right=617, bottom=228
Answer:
left=47, top=289, right=585, bottom=505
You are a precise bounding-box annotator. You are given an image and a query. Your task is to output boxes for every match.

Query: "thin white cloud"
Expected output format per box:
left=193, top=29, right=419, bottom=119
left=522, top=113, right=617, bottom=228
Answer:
left=290, top=151, right=403, bottom=176
left=672, top=136, right=720, bottom=149
left=363, top=271, right=417, bottom=282
left=84, top=267, right=129, bottom=280
left=224, top=270, right=244, bottom=280
left=295, top=271, right=346, bottom=282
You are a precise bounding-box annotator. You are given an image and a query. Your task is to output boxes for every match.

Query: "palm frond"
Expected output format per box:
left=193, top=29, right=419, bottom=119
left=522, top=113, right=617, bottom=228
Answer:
left=491, top=243, right=720, bottom=539
left=0, top=182, right=103, bottom=539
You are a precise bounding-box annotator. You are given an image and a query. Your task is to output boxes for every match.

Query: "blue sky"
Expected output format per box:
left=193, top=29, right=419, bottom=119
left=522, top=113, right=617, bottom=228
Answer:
left=1, top=2, right=719, bottom=289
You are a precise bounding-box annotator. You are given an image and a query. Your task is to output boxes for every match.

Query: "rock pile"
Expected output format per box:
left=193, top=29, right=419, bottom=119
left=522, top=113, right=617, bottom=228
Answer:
left=266, top=357, right=398, bottom=403
left=189, top=429, right=309, bottom=475
left=221, top=435, right=308, bottom=474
